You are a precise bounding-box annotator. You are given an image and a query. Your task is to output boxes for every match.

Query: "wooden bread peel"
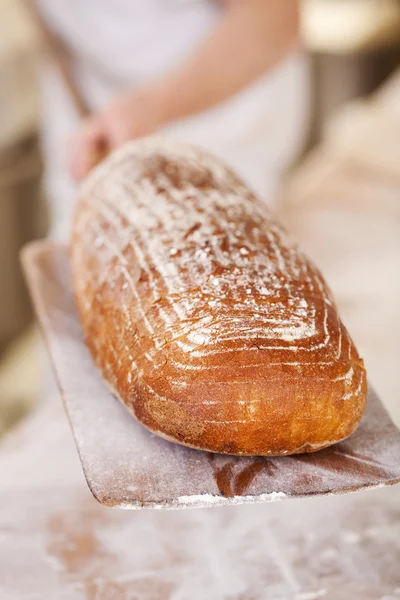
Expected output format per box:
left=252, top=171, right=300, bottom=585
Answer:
left=22, top=242, right=400, bottom=509
left=25, top=0, right=108, bottom=165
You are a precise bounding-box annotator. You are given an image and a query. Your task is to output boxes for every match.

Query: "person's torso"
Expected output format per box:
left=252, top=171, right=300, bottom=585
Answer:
left=37, top=0, right=221, bottom=91
left=37, top=0, right=310, bottom=222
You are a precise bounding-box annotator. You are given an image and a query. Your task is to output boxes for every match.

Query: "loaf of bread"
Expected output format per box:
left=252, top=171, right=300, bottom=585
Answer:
left=71, top=138, right=367, bottom=456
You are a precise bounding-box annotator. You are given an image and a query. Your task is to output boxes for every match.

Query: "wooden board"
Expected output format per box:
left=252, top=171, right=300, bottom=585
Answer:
left=22, top=242, right=400, bottom=509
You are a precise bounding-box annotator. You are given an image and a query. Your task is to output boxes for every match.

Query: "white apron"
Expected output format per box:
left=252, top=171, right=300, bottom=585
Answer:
left=36, top=0, right=310, bottom=241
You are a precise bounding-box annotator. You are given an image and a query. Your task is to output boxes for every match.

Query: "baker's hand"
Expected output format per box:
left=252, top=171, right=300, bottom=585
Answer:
left=67, top=86, right=167, bottom=181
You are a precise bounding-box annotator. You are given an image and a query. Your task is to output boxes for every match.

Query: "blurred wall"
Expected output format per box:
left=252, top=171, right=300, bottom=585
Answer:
left=0, top=0, right=44, bottom=345
left=302, top=0, right=400, bottom=146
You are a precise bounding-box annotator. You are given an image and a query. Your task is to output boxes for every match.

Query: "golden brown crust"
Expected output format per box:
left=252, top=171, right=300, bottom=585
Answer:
left=71, top=137, right=367, bottom=456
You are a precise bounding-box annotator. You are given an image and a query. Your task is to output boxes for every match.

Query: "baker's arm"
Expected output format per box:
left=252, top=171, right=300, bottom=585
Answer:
left=68, top=0, right=300, bottom=180
left=155, top=0, right=300, bottom=121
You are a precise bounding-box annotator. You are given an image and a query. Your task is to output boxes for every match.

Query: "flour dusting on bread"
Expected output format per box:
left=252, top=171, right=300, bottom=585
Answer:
left=71, top=137, right=367, bottom=455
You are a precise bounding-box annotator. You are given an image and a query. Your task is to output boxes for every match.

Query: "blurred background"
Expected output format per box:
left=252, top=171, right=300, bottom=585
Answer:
left=0, top=0, right=399, bottom=438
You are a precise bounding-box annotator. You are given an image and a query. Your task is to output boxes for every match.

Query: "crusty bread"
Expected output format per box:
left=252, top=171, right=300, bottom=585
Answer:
left=71, top=138, right=367, bottom=456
